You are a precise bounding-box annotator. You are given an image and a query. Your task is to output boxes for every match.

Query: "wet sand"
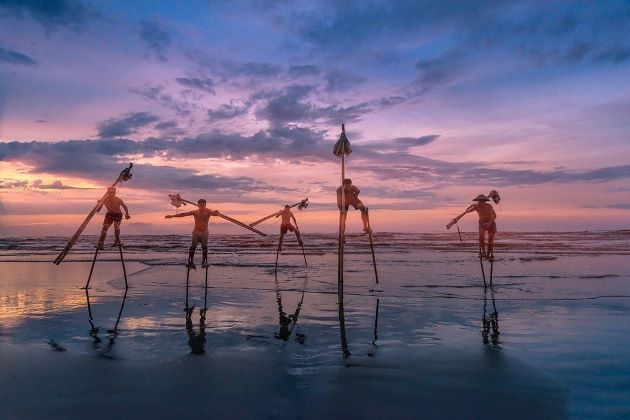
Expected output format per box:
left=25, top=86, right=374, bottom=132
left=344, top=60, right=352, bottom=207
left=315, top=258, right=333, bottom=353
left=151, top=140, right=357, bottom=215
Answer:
left=1, top=232, right=629, bottom=419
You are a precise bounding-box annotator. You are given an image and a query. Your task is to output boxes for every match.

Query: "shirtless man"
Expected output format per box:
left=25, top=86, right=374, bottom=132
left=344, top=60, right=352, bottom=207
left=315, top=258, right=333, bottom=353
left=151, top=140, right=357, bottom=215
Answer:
left=165, top=199, right=219, bottom=269
left=96, top=187, right=130, bottom=249
left=461, top=194, right=497, bottom=259
left=336, top=178, right=372, bottom=234
left=274, top=205, right=303, bottom=252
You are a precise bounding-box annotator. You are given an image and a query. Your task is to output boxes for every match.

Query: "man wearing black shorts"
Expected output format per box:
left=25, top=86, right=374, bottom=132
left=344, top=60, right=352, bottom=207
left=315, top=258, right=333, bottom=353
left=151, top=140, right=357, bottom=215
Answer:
left=97, top=187, right=130, bottom=249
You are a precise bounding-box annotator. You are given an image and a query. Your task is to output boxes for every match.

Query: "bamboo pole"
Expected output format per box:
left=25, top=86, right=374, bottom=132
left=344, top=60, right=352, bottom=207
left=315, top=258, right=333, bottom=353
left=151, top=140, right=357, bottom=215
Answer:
left=84, top=248, right=100, bottom=289
left=480, top=257, right=487, bottom=288
left=118, top=243, right=128, bottom=289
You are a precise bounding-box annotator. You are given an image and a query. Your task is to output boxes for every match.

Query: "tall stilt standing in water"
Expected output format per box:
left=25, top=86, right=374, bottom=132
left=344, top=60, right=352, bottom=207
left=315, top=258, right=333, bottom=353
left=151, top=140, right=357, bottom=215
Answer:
left=333, top=125, right=379, bottom=286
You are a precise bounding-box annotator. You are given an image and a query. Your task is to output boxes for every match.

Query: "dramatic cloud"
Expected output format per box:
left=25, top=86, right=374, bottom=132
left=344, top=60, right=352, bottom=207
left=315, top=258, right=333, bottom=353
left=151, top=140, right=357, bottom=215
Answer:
left=254, top=84, right=371, bottom=125
left=97, top=112, right=160, bottom=138
left=175, top=77, right=215, bottom=94
left=0, top=0, right=97, bottom=29
left=207, top=104, right=249, bottom=121
left=0, top=45, right=36, bottom=66
left=139, top=20, right=171, bottom=61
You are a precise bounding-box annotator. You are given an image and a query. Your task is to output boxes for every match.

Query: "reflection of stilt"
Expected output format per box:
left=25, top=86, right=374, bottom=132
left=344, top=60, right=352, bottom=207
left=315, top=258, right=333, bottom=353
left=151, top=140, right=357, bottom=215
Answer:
left=274, top=272, right=307, bottom=342
left=185, top=271, right=209, bottom=355
left=479, top=256, right=487, bottom=288
left=338, top=286, right=350, bottom=358
left=85, top=286, right=128, bottom=349
left=372, top=298, right=380, bottom=346
left=185, top=266, right=191, bottom=310
left=482, top=286, right=500, bottom=348
left=84, top=244, right=128, bottom=289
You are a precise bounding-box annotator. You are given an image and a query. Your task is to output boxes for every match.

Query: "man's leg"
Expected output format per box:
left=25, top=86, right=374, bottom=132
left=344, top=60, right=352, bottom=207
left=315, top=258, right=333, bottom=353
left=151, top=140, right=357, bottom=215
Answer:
left=478, top=228, right=486, bottom=257
left=97, top=223, right=111, bottom=249
left=188, top=233, right=198, bottom=269
left=201, top=231, right=209, bottom=267
left=113, top=220, right=122, bottom=246
left=294, top=229, right=303, bottom=246
left=487, top=232, right=495, bottom=258
left=278, top=233, right=285, bottom=252
left=356, top=203, right=372, bottom=234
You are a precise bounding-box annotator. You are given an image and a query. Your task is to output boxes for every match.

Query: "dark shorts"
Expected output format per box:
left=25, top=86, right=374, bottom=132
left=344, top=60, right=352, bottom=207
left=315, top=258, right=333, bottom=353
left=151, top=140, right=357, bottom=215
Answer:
left=281, top=223, right=296, bottom=234
left=104, top=211, right=123, bottom=225
left=479, top=220, right=497, bottom=234
left=338, top=199, right=365, bottom=213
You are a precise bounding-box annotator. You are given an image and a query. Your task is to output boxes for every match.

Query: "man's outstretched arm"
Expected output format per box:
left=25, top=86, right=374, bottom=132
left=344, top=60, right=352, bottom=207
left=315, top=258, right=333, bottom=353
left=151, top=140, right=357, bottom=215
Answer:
left=165, top=210, right=195, bottom=219
left=120, top=200, right=130, bottom=219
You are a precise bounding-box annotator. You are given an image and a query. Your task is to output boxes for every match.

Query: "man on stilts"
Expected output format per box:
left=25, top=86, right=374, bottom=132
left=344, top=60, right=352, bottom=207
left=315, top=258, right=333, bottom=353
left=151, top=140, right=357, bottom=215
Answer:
left=336, top=178, right=372, bottom=235
left=96, top=187, right=131, bottom=249
left=275, top=205, right=303, bottom=251
left=165, top=198, right=219, bottom=269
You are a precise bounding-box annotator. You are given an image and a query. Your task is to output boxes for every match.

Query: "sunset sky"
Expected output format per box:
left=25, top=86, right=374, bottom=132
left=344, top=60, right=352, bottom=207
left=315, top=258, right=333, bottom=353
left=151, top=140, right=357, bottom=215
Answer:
left=1, top=0, right=629, bottom=235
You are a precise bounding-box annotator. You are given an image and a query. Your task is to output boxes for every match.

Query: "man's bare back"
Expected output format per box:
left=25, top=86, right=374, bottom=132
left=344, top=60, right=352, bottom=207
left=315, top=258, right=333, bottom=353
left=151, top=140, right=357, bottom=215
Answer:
left=102, top=196, right=128, bottom=214
left=278, top=208, right=295, bottom=225
left=473, top=202, right=496, bottom=223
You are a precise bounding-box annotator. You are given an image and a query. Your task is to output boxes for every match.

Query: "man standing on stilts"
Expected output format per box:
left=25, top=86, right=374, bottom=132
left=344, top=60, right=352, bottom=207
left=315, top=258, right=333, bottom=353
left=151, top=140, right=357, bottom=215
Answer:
left=449, top=194, right=497, bottom=260
left=96, top=187, right=130, bottom=249
left=275, top=205, right=303, bottom=252
left=337, top=178, right=372, bottom=235
left=165, top=199, right=219, bottom=269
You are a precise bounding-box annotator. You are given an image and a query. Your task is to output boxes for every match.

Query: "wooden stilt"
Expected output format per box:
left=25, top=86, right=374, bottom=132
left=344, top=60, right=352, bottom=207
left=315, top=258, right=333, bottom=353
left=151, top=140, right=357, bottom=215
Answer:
left=366, top=209, right=378, bottom=284
left=338, top=280, right=350, bottom=358
left=489, top=259, right=494, bottom=286
left=118, top=243, right=128, bottom=289
left=85, top=287, right=96, bottom=331
left=299, top=239, right=308, bottom=268
left=479, top=256, right=487, bottom=288
left=275, top=237, right=281, bottom=273
left=84, top=248, right=100, bottom=289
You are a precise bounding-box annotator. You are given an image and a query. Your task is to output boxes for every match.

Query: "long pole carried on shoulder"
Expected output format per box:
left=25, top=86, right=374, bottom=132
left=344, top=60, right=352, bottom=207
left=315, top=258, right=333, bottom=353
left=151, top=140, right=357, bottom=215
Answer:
left=54, top=163, right=133, bottom=265
left=168, top=193, right=267, bottom=236
left=249, top=198, right=309, bottom=227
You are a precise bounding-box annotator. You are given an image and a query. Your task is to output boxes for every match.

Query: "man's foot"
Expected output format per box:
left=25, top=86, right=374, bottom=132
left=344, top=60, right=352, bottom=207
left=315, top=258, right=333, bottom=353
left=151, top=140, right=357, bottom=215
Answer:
left=487, top=254, right=495, bottom=262
left=202, top=260, right=210, bottom=268
left=187, top=261, right=196, bottom=270
left=96, top=243, right=105, bottom=250
left=363, top=226, right=373, bottom=235
left=112, top=241, right=122, bottom=247
left=479, top=251, right=487, bottom=258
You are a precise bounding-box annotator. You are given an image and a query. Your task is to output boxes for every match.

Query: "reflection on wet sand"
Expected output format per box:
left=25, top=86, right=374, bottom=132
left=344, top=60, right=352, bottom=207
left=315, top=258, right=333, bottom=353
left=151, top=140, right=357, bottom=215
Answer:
left=482, top=286, right=500, bottom=349
left=185, top=275, right=208, bottom=355
left=85, top=287, right=128, bottom=357
left=338, top=295, right=381, bottom=359
left=274, top=273, right=307, bottom=344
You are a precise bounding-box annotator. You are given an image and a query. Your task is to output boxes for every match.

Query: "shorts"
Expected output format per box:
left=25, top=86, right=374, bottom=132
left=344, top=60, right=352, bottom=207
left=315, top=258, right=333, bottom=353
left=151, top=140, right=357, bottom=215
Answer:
left=280, top=223, right=296, bottom=234
left=191, top=230, right=209, bottom=249
left=479, top=220, right=497, bottom=234
left=103, top=211, right=123, bottom=225
left=338, top=199, right=365, bottom=213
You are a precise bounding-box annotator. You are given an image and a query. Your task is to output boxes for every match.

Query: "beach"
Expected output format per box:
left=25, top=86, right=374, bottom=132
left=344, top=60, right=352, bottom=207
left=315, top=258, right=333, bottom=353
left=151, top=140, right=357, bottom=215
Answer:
left=1, top=231, right=629, bottom=419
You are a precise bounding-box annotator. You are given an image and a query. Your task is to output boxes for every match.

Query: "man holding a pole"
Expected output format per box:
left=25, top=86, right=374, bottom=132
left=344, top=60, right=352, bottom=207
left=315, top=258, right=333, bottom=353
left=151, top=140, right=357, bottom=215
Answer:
left=96, top=187, right=131, bottom=249
left=165, top=198, right=219, bottom=269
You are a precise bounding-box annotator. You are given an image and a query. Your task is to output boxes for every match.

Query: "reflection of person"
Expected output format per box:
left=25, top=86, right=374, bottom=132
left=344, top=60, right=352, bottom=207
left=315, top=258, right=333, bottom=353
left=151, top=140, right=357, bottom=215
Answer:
left=186, top=307, right=207, bottom=355
left=274, top=205, right=303, bottom=251
left=97, top=187, right=130, bottom=249
left=454, top=194, right=497, bottom=259
left=274, top=284, right=305, bottom=344
left=336, top=178, right=372, bottom=234
left=165, top=198, right=219, bottom=269
left=482, top=288, right=500, bottom=348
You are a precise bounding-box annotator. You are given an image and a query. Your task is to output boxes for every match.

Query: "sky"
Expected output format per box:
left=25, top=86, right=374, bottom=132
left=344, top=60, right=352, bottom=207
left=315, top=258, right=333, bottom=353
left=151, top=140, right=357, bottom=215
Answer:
left=0, top=0, right=629, bottom=236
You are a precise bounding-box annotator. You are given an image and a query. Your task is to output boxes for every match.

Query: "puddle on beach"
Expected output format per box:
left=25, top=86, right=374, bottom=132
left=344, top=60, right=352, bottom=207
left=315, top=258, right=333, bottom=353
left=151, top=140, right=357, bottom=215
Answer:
left=1, top=233, right=630, bottom=418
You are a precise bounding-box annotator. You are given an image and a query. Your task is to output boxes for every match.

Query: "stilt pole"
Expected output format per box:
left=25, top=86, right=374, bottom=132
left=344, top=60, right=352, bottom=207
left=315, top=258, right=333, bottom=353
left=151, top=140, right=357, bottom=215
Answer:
left=366, top=208, right=378, bottom=284
left=275, top=237, right=281, bottom=273
left=489, top=259, right=494, bottom=287
left=479, top=256, right=487, bottom=288
left=204, top=266, right=208, bottom=309
left=118, top=243, right=128, bottom=289
left=299, top=239, right=308, bottom=268
left=85, top=248, right=100, bottom=289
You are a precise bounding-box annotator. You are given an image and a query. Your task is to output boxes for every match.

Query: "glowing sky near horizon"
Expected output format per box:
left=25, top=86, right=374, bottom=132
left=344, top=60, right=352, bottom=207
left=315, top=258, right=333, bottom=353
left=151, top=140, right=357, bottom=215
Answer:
left=1, top=0, right=629, bottom=235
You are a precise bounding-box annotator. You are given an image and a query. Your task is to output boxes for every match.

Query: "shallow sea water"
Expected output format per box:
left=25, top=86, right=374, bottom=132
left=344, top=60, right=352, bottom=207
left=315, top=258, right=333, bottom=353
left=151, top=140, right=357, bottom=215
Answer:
left=1, top=232, right=629, bottom=419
